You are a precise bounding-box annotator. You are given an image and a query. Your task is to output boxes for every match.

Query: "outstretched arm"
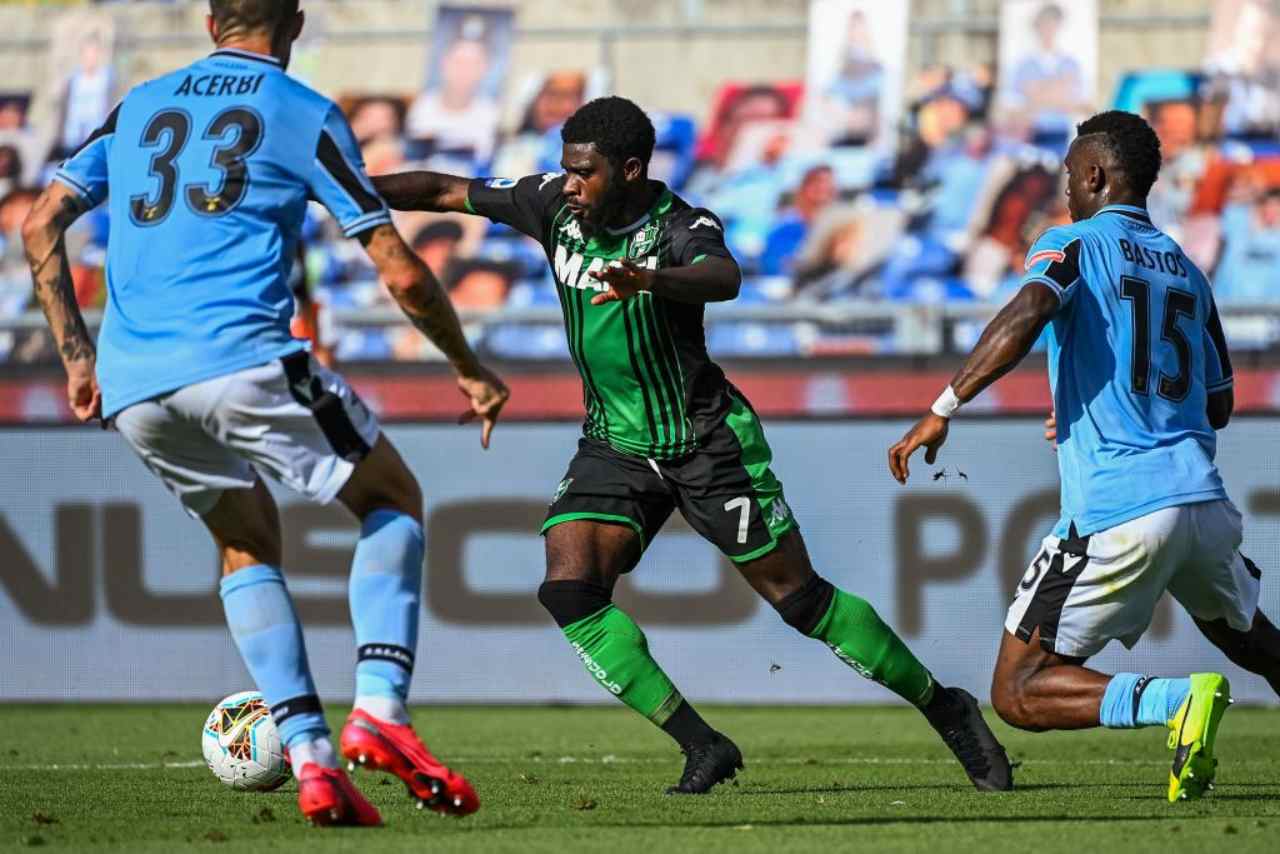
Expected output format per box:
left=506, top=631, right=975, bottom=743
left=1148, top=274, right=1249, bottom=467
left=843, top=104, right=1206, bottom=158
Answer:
left=357, top=223, right=509, bottom=447
left=945, top=282, right=1061, bottom=402
left=590, top=255, right=742, bottom=306
left=888, top=283, right=1060, bottom=484
left=372, top=171, right=472, bottom=213
left=21, top=181, right=99, bottom=422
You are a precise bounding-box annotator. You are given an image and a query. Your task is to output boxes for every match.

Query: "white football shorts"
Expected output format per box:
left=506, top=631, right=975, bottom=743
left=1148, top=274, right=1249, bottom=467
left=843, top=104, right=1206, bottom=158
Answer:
left=113, top=352, right=381, bottom=517
left=1006, top=499, right=1261, bottom=658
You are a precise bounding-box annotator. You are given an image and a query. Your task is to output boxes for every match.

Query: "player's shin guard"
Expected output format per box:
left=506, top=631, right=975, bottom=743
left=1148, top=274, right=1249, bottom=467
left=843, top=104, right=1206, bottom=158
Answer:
left=219, top=564, right=328, bottom=747
left=538, top=580, right=684, bottom=725
left=349, top=509, right=424, bottom=722
left=776, top=575, right=935, bottom=706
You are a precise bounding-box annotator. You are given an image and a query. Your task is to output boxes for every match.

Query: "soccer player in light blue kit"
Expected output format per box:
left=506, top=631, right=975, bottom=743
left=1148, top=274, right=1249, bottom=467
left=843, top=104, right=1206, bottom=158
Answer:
left=21, top=0, right=508, bottom=827
left=889, top=111, right=1280, bottom=801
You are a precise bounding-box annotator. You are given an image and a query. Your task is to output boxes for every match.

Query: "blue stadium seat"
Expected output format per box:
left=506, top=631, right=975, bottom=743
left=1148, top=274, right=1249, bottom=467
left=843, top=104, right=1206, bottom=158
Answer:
left=879, top=236, right=960, bottom=299
left=534, top=126, right=566, bottom=174
left=706, top=322, right=802, bottom=357
left=527, top=277, right=561, bottom=305
left=1229, top=139, right=1280, bottom=157
left=316, top=282, right=359, bottom=309
left=335, top=329, right=393, bottom=362
left=484, top=324, right=570, bottom=360
left=736, top=276, right=790, bottom=304
left=759, top=218, right=807, bottom=276
left=476, top=235, right=548, bottom=279
left=1110, top=69, right=1202, bottom=114
left=825, top=147, right=881, bottom=191
left=884, top=276, right=975, bottom=304
left=649, top=112, right=698, bottom=191
left=503, top=276, right=559, bottom=308
left=484, top=220, right=521, bottom=239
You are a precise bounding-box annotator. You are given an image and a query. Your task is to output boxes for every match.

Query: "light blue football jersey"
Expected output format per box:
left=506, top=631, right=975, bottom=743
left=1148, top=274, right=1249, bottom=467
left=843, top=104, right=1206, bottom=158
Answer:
left=54, top=48, right=390, bottom=418
left=1021, top=204, right=1234, bottom=537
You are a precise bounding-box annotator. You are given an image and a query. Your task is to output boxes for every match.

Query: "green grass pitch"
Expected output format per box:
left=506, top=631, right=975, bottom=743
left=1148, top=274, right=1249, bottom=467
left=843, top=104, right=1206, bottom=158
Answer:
left=1, top=704, right=1277, bottom=853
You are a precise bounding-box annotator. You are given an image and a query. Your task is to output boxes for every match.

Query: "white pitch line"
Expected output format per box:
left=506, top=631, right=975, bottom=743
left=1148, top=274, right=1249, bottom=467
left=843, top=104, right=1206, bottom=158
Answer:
left=0, top=760, right=206, bottom=771
left=0, top=757, right=1182, bottom=772
left=8, top=755, right=1280, bottom=773
left=528, top=757, right=1178, bottom=767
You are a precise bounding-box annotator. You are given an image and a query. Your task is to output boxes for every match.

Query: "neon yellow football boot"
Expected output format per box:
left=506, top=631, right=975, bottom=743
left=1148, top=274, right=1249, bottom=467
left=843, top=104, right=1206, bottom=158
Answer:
left=1167, top=673, right=1232, bottom=803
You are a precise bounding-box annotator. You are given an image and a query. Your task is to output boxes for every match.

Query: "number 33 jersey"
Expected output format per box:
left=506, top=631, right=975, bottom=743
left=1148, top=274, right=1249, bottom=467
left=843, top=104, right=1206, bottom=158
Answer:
left=1020, top=204, right=1232, bottom=538
left=54, top=48, right=390, bottom=419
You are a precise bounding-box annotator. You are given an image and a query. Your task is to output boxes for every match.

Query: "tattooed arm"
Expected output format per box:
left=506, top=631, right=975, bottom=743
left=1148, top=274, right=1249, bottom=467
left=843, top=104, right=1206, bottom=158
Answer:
left=20, top=182, right=100, bottom=422
left=357, top=223, right=509, bottom=447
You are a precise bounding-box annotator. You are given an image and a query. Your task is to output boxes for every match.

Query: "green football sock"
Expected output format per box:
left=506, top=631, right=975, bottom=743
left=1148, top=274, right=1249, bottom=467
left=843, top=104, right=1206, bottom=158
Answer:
left=561, top=603, right=685, bottom=725
left=810, top=589, right=935, bottom=707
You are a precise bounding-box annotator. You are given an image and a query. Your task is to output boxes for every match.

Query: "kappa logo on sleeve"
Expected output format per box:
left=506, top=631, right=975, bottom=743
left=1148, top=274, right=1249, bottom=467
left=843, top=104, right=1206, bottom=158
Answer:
left=485, top=177, right=519, bottom=189
left=539, top=172, right=562, bottom=190
left=691, top=215, right=721, bottom=231
left=1026, top=249, right=1066, bottom=271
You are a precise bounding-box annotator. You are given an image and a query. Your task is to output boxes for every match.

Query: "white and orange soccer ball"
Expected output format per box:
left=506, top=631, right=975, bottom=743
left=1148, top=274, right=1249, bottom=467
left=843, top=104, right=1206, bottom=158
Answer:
left=201, top=690, right=291, bottom=791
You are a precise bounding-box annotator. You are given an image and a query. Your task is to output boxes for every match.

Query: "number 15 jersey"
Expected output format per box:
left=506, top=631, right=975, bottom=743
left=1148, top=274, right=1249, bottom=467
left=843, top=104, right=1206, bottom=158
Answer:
left=1020, top=204, right=1233, bottom=538
left=54, top=48, right=390, bottom=419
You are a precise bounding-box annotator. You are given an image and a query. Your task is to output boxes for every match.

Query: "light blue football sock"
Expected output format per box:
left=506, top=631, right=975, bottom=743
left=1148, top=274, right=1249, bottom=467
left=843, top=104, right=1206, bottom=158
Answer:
left=349, top=509, right=424, bottom=701
left=1100, top=673, right=1191, bottom=728
left=1136, top=676, right=1191, bottom=726
left=219, top=564, right=328, bottom=747
left=1100, top=673, right=1143, bottom=728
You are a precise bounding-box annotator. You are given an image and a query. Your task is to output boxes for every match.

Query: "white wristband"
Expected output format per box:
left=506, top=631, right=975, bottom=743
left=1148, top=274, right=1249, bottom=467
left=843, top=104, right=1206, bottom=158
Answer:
left=931, top=385, right=962, bottom=419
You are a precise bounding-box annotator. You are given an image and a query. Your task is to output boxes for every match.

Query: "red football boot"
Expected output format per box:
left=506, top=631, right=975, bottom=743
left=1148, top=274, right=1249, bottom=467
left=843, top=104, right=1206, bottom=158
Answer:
left=340, top=709, right=479, bottom=816
left=296, top=763, right=382, bottom=827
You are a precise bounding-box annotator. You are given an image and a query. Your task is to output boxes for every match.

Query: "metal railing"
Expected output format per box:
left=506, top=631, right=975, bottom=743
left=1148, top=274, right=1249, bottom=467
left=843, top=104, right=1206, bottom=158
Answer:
left=3, top=300, right=1276, bottom=358
left=0, top=302, right=978, bottom=330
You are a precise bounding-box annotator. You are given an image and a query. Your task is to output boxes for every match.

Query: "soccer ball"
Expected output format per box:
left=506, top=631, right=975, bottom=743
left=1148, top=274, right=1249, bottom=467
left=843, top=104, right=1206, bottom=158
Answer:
left=202, top=690, right=291, bottom=791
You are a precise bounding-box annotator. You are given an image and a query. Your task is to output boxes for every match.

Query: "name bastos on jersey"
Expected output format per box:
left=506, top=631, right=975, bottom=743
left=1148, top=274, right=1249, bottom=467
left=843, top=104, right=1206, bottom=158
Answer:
left=467, top=174, right=737, bottom=460
left=53, top=48, right=391, bottom=419
left=1022, top=204, right=1233, bottom=538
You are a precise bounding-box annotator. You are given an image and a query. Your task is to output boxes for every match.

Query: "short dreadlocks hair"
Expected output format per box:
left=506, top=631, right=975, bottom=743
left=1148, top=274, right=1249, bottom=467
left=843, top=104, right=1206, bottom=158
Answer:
left=1075, top=110, right=1162, bottom=197
left=562, top=96, right=656, bottom=169
left=209, top=0, right=299, bottom=39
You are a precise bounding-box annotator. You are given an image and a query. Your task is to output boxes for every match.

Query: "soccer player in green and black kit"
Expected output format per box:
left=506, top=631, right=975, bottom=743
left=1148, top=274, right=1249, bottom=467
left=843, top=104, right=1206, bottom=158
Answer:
left=374, top=97, right=1012, bottom=794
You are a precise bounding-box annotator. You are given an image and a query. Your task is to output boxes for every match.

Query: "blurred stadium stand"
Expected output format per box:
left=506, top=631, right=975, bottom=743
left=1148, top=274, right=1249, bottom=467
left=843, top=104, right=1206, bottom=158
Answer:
left=1, top=0, right=1278, bottom=420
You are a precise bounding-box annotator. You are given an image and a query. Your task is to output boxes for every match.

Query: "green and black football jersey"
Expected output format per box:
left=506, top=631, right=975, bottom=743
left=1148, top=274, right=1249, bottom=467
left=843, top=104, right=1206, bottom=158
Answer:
left=467, top=173, right=737, bottom=460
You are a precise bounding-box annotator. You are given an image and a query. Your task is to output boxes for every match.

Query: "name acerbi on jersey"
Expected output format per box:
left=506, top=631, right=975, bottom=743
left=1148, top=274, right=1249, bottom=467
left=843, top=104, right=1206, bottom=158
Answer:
left=554, top=244, right=658, bottom=292
left=173, top=72, right=265, bottom=97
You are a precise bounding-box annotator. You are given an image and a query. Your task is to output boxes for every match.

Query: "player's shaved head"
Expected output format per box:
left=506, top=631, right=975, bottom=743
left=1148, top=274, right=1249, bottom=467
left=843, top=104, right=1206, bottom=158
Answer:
left=1075, top=111, right=1162, bottom=198
left=1063, top=110, right=1162, bottom=222
left=209, top=0, right=300, bottom=40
